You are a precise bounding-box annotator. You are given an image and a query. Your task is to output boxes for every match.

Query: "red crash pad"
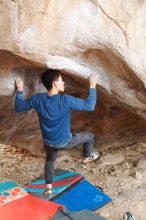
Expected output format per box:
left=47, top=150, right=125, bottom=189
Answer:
left=0, top=193, right=63, bottom=220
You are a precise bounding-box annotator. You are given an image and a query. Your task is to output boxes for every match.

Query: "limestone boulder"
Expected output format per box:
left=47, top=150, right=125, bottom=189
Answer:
left=1, top=0, right=146, bottom=155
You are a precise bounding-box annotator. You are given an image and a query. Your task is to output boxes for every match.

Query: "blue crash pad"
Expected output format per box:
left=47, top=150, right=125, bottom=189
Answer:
left=0, top=181, right=17, bottom=193
left=24, top=169, right=83, bottom=200
left=54, top=180, right=112, bottom=211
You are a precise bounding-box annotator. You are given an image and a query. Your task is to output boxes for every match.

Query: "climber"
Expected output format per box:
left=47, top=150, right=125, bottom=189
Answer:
left=15, top=69, right=99, bottom=196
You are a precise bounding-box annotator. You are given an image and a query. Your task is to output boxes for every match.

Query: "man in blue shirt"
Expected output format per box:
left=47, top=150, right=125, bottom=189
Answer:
left=15, top=69, right=99, bottom=196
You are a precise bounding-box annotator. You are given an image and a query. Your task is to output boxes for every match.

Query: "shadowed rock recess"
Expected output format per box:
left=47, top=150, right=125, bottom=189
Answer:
left=1, top=0, right=146, bottom=155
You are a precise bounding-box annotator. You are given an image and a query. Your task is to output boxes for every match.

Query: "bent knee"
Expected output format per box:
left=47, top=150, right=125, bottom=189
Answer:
left=86, top=132, right=95, bottom=142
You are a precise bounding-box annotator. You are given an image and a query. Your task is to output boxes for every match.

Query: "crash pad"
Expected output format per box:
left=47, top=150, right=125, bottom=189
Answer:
left=0, top=193, right=64, bottom=220
left=54, top=209, right=107, bottom=220
left=0, top=181, right=17, bottom=193
left=0, top=186, right=27, bottom=206
left=24, top=169, right=83, bottom=200
left=54, top=180, right=112, bottom=211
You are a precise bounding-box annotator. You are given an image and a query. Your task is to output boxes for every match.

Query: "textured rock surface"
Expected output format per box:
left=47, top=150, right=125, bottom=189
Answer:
left=1, top=1, right=146, bottom=154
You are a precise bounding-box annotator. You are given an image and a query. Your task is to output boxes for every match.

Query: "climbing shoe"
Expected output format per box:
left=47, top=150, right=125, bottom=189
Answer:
left=43, top=188, right=53, bottom=196
left=82, top=152, right=99, bottom=164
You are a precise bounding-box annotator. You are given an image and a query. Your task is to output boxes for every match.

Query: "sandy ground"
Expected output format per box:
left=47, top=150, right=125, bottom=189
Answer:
left=0, top=143, right=146, bottom=220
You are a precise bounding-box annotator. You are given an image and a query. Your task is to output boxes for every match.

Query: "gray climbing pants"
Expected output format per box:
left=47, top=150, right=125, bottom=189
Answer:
left=44, top=132, right=95, bottom=184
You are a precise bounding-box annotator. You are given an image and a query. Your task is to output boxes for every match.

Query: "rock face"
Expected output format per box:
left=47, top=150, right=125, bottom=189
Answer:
left=1, top=0, right=146, bottom=155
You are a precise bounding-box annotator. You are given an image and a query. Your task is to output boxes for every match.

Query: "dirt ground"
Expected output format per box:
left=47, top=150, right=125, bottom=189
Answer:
left=0, top=142, right=146, bottom=220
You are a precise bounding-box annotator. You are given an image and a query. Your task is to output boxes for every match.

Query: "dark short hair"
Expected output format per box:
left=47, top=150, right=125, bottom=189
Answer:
left=41, top=69, right=60, bottom=90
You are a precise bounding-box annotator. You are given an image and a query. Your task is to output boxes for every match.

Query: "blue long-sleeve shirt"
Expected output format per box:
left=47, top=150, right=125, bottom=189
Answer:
left=15, top=89, right=96, bottom=148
